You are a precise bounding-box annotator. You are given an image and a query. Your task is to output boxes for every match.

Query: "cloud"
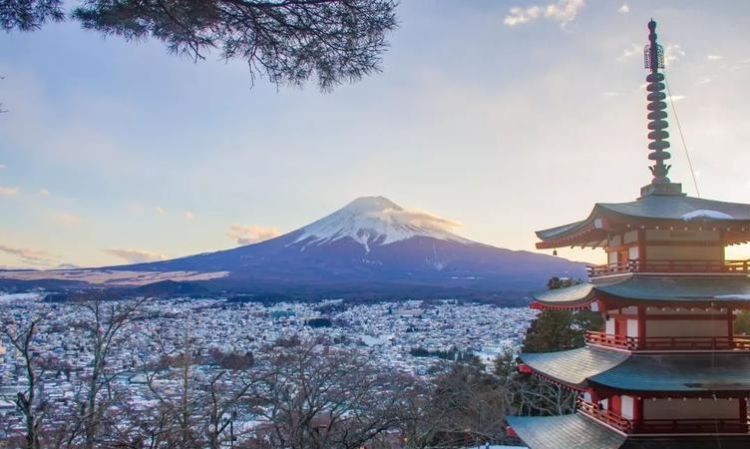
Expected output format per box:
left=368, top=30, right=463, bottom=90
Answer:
left=664, top=44, right=685, bottom=65
left=372, top=208, right=462, bottom=234
left=227, top=224, right=282, bottom=245
left=155, top=206, right=165, bottom=216
left=38, top=188, right=49, bottom=196
left=0, top=244, right=57, bottom=266
left=0, top=186, right=19, bottom=196
left=504, top=0, right=585, bottom=27
left=184, top=211, right=194, bottom=221
left=707, top=54, right=723, bottom=61
left=103, top=248, right=167, bottom=264
left=57, top=263, right=79, bottom=269
left=50, top=211, right=82, bottom=226
left=669, top=95, right=686, bottom=102
left=617, top=3, right=630, bottom=13
left=617, top=43, right=641, bottom=62
left=602, top=91, right=620, bottom=98
left=0, top=164, right=5, bottom=169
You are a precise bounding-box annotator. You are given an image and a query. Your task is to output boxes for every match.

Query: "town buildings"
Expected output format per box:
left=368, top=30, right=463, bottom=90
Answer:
left=0, top=294, right=534, bottom=438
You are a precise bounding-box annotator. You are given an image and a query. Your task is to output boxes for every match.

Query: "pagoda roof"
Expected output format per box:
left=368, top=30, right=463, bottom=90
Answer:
left=520, top=346, right=628, bottom=388
left=532, top=282, right=597, bottom=308
left=506, top=414, right=625, bottom=449
left=532, top=276, right=750, bottom=309
left=520, top=347, right=750, bottom=393
left=591, top=352, right=750, bottom=393
left=536, top=194, right=750, bottom=249
left=507, top=414, right=750, bottom=449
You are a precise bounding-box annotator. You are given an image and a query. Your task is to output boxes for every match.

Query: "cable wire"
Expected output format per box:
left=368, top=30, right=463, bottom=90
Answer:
left=663, top=70, right=701, bottom=197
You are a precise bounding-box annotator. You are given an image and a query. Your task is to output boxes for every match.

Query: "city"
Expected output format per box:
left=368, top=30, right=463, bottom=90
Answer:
left=0, top=291, right=536, bottom=444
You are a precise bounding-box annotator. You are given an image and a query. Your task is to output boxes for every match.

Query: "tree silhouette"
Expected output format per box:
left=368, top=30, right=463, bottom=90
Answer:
left=1, top=0, right=398, bottom=91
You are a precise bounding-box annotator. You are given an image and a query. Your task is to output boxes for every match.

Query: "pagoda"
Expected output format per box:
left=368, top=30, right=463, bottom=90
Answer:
left=506, top=20, right=750, bottom=449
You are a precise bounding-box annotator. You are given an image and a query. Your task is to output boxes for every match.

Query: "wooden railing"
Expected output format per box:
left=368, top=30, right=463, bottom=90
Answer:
left=636, top=419, right=750, bottom=433
left=586, top=331, right=638, bottom=350
left=586, top=331, right=750, bottom=351
left=578, top=399, right=750, bottom=434
left=587, top=259, right=750, bottom=277
left=577, top=400, right=633, bottom=432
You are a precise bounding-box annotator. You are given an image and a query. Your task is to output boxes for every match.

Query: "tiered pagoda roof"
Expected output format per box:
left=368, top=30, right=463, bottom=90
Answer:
left=520, top=347, right=750, bottom=393
left=536, top=195, right=750, bottom=249
left=532, top=276, right=750, bottom=309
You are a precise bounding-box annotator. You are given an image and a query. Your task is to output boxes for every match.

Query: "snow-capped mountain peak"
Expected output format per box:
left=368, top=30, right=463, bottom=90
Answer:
left=293, top=196, right=469, bottom=252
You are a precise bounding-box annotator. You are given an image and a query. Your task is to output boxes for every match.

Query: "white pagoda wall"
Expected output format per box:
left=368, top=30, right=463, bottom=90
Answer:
left=621, top=395, right=634, bottom=420
left=644, top=398, right=738, bottom=420
left=645, top=307, right=729, bottom=338
left=645, top=230, right=720, bottom=242
left=646, top=319, right=728, bottom=337
left=645, top=245, right=722, bottom=261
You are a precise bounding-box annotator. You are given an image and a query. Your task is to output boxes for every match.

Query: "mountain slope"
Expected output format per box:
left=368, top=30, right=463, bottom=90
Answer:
left=119, top=196, right=585, bottom=297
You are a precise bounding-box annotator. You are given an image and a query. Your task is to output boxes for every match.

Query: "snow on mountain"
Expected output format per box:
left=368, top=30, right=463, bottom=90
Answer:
left=293, top=196, right=470, bottom=252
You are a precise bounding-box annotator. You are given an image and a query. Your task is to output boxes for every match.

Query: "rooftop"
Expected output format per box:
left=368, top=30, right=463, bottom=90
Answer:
left=536, top=195, right=750, bottom=249
left=506, top=414, right=750, bottom=449
left=520, top=346, right=750, bottom=393
left=532, top=276, right=750, bottom=309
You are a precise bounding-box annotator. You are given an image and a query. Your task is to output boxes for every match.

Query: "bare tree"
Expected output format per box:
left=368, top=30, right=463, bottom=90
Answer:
left=2, top=316, right=47, bottom=449
left=406, top=361, right=513, bottom=449
left=494, top=350, right=575, bottom=417
left=1, top=0, right=398, bottom=91
left=510, top=376, right=575, bottom=417
left=61, top=294, right=145, bottom=449
left=205, top=370, right=262, bottom=449
left=132, top=314, right=265, bottom=449
left=253, top=340, right=413, bottom=449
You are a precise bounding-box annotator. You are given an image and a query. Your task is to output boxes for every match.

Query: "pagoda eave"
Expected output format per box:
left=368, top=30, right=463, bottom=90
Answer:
left=536, top=196, right=750, bottom=249
left=520, top=348, right=750, bottom=395
left=506, top=414, right=750, bottom=449
left=519, top=346, right=629, bottom=389
left=531, top=276, right=750, bottom=310
left=506, top=414, right=626, bottom=449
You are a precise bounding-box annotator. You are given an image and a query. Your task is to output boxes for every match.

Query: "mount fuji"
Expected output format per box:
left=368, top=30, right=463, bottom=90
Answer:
left=1, top=196, right=586, bottom=301
left=115, top=196, right=585, bottom=300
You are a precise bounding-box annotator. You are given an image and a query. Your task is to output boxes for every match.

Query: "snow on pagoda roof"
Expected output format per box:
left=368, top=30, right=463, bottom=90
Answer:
left=536, top=194, right=750, bottom=249
left=532, top=276, right=750, bottom=309
left=520, top=347, right=750, bottom=393
left=506, top=414, right=750, bottom=449
left=600, top=195, right=750, bottom=221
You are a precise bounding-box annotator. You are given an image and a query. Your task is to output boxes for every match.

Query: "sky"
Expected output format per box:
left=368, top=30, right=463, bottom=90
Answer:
left=2, top=0, right=750, bottom=269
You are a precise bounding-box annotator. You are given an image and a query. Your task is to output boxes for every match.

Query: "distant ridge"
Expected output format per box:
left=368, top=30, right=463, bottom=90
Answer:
left=0, top=196, right=586, bottom=301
